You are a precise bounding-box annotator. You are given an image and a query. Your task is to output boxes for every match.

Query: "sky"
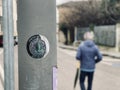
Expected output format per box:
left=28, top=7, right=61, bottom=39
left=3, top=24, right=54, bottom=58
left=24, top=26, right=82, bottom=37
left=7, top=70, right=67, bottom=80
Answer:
left=56, top=0, right=101, bottom=5
left=56, top=0, right=83, bottom=5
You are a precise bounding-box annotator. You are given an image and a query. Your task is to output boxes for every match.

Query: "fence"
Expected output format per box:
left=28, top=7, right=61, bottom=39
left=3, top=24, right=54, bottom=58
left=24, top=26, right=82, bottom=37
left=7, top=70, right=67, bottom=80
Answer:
left=94, top=25, right=116, bottom=47
left=74, top=24, right=120, bottom=52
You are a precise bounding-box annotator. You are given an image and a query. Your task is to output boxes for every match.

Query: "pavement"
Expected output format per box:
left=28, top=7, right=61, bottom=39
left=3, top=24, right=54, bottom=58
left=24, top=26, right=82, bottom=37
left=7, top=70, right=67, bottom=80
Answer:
left=58, top=43, right=120, bottom=59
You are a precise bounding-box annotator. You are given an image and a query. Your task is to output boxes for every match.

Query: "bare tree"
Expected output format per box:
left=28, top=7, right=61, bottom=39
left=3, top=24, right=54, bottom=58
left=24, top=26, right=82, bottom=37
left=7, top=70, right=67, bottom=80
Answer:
left=58, top=0, right=120, bottom=44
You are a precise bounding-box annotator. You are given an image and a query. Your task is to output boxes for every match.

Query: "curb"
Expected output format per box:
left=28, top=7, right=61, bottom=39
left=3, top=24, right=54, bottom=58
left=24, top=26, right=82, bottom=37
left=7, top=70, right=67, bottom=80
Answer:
left=59, top=44, right=120, bottom=59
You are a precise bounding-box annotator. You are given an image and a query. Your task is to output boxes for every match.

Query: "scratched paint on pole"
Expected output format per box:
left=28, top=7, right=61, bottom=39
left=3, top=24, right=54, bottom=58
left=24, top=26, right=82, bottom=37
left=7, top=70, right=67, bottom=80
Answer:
left=53, top=67, right=57, bottom=90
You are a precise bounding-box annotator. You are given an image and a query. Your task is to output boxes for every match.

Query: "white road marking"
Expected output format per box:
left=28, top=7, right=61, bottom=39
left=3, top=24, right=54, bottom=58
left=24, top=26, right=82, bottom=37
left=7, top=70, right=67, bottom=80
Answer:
left=101, top=61, right=112, bottom=66
left=59, top=48, right=76, bottom=57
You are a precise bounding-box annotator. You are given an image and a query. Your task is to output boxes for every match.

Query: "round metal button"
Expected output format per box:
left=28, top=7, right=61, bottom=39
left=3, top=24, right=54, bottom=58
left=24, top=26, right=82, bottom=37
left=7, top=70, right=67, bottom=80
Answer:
left=27, top=34, right=49, bottom=59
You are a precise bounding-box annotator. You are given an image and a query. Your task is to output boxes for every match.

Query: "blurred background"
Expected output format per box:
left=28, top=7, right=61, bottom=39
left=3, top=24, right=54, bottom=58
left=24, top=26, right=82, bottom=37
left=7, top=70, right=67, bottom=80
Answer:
left=0, top=0, right=120, bottom=90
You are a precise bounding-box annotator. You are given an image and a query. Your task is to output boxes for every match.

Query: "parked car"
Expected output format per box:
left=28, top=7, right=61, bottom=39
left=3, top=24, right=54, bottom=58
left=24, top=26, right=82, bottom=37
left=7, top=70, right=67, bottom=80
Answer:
left=0, top=35, right=18, bottom=47
left=14, top=36, right=18, bottom=45
left=0, top=35, right=3, bottom=47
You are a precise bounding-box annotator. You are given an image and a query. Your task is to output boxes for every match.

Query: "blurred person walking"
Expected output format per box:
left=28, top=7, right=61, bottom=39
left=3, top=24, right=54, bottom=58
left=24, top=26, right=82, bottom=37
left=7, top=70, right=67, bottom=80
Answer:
left=76, top=31, right=102, bottom=90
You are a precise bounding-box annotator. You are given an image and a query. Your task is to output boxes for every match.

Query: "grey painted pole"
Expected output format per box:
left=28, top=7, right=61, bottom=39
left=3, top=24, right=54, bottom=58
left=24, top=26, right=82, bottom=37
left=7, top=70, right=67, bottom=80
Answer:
left=74, top=27, right=77, bottom=42
left=17, top=0, right=57, bottom=90
left=2, top=0, right=14, bottom=90
left=8, top=0, right=14, bottom=90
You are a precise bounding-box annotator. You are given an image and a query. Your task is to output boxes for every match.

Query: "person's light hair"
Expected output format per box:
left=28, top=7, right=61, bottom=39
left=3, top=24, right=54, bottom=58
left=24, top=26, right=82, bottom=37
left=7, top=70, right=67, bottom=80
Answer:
left=84, top=31, right=94, bottom=40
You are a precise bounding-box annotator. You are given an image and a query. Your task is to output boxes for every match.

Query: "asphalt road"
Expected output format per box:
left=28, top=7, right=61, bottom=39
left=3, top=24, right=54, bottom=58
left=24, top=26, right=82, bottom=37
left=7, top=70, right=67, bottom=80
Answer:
left=0, top=46, right=120, bottom=90
left=58, top=47, right=120, bottom=90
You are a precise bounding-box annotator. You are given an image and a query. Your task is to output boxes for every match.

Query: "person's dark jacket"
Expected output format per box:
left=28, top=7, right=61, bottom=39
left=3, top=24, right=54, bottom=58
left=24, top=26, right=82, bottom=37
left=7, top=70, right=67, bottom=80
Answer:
left=76, top=40, right=102, bottom=72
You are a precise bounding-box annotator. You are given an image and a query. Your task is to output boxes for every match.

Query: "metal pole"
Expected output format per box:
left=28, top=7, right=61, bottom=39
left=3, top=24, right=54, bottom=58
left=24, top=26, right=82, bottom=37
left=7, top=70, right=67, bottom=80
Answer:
left=2, top=0, right=14, bottom=90
left=8, top=0, right=14, bottom=90
left=2, top=0, right=10, bottom=89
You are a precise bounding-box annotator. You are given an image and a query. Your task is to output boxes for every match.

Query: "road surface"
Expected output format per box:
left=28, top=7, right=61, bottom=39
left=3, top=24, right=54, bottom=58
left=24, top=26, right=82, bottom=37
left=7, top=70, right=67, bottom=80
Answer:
left=0, top=46, right=120, bottom=90
left=58, top=47, right=120, bottom=90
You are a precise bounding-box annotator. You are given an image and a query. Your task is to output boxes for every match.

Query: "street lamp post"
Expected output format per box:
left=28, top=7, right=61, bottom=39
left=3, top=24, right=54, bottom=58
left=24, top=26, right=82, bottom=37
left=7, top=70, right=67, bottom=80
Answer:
left=17, top=0, right=57, bottom=90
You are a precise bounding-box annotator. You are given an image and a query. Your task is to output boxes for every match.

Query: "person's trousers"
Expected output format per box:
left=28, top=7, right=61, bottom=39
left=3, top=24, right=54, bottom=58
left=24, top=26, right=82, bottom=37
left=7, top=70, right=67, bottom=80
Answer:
left=79, top=71, right=94, bottom=90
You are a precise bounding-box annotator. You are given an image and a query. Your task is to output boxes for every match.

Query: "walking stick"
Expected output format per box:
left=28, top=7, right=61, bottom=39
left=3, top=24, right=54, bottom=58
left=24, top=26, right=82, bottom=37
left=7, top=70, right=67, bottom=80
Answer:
left=73, top=68, right=80, bottom=90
